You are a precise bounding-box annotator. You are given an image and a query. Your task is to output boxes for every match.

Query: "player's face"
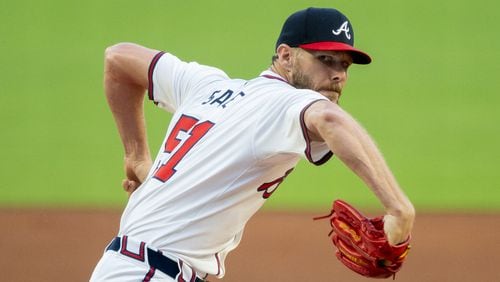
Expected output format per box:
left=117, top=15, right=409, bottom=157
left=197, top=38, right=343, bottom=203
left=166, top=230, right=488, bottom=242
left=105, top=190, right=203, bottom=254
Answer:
left=290, top=49, right=352, bottom=103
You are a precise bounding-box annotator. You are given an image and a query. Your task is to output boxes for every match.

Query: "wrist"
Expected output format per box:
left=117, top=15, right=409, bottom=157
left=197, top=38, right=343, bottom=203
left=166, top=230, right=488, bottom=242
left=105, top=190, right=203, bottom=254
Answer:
left=124, top=153, right=151, bottom=163
left=387, top=201, right=415, bottom=220
left=124, top=141, right=151, bottom=161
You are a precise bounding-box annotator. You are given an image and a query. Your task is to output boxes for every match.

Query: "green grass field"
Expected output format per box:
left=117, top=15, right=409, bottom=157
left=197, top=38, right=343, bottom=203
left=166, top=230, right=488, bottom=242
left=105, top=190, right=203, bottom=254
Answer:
left=1, top=0, right=499, bottom=211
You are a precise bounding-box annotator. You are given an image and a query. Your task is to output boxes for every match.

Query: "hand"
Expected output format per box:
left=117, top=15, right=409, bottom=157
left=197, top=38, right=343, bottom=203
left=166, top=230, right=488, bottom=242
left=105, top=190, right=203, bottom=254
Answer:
left=122, top=156, right=152, bottom=197
left=383, top=209, right=415, bottom=246
left=316, top=199, right=412, bottom=278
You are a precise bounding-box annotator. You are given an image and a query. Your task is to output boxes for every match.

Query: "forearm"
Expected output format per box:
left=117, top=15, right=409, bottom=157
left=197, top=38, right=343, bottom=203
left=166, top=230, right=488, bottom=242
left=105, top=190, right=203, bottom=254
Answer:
left=105, top=78, right=151, bottom=160
left=104, top=44, right=153, bottom=161
left=307, top=102, right=414, bottom=216
left=326, top=117, right=412, bottom=215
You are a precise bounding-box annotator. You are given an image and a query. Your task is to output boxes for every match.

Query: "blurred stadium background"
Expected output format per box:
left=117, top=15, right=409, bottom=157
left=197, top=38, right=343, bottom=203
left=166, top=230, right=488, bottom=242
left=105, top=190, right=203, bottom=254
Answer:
left=1, top=0, right=499, bottom=211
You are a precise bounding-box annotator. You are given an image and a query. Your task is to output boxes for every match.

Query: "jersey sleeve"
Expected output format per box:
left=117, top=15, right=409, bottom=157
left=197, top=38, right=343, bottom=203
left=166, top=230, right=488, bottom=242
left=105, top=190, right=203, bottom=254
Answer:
left=254, top=91, right=333, bottom=165
left=147, top=52, right=229, bottom=112
left=298, top=101, right=334, bottom=165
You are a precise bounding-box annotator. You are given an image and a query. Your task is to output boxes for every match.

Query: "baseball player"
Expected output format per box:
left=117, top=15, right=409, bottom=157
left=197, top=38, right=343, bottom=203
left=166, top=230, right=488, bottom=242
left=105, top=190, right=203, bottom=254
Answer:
left=90, top=7, right=415, bottom=281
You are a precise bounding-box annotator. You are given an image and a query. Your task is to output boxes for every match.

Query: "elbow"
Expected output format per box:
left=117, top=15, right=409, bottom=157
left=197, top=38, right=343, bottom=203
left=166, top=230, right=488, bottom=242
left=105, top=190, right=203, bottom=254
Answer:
left=104, top=44, right=120, bottom=62
left=104, top=43, right=132, bottom=70
left=104, top=43, right=136, bottom=82
left=104, top=44, right=121, bottom=79
left=104, top=42, right=136, bottom=61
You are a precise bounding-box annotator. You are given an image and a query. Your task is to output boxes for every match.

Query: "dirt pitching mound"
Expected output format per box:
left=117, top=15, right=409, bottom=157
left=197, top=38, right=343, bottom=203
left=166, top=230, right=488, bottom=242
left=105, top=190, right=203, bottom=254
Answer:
left=0, top=209, right=498, bottom=282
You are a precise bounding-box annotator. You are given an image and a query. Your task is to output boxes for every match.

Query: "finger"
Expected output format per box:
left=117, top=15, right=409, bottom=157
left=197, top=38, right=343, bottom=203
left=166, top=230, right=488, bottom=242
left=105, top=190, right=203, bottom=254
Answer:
left=122, top=179, right=140, bottom=193
left=122, top=179, right=131, bottom=192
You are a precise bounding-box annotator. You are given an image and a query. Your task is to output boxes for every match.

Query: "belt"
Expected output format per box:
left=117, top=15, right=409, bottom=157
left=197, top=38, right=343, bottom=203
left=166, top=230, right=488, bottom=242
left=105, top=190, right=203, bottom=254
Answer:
left=106, top=236, right=204, bottom=282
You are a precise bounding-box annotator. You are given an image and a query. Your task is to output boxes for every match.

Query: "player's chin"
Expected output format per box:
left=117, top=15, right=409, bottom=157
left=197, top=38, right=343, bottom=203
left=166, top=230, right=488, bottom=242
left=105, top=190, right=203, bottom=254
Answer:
left=318, top=90, right=341, bottom=103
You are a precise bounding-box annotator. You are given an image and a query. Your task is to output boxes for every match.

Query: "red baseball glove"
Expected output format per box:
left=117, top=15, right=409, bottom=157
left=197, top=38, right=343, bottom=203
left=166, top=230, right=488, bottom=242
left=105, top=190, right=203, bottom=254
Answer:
left=314, top=200, right=411, bottom=279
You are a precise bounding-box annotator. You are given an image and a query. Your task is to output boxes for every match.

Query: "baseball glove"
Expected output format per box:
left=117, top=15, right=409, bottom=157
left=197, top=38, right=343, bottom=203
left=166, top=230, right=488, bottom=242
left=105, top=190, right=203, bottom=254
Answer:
left=314, top=200, right=411, bottom=279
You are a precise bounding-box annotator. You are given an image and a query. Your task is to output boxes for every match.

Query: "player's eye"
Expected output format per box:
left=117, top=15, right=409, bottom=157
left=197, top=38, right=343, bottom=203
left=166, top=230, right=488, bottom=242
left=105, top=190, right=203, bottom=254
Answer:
left=316, top=55, right=351, bottom=70
left=317, top=55, right=334, bottom=65
left=342, top=61, right=352, bottom=69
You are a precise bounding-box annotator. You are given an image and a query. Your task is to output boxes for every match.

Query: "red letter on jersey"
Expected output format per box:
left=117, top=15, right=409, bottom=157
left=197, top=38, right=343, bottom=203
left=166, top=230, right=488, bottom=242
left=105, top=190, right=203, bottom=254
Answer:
left=154, top=114, right=214, bottom=182
left=257, top=168, right=294, bottom=199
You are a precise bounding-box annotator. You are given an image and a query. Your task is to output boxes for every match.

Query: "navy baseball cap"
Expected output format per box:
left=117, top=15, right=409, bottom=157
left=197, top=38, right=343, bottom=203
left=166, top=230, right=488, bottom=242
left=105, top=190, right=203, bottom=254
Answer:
left=276, top=7, right=372, bottom=64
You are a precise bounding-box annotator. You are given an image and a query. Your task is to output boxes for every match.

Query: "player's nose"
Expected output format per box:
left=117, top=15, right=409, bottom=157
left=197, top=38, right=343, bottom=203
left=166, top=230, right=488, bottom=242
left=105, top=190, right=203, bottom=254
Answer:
left=330, top=69, right=347, bottom=82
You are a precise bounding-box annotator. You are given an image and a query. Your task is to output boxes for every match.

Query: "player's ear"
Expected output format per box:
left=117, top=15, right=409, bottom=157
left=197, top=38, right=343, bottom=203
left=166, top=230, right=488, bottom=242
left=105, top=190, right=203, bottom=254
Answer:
left=276, top=44, right=294, bottom=70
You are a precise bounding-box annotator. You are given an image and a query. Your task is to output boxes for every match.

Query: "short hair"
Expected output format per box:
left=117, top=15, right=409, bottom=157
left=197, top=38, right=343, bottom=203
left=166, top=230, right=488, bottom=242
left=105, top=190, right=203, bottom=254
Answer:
left=271, top=54, right=278, bottom=64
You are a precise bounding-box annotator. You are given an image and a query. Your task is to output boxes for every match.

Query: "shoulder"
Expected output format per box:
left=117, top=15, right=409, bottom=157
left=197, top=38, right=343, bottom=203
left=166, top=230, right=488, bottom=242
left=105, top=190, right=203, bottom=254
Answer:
left=155, top=52, right=228, bottom=78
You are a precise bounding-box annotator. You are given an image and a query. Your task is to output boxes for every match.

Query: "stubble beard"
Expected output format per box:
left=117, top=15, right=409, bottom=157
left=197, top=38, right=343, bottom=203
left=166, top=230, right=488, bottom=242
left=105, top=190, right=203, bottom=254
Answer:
left=291, top=67, right=343, bottom=102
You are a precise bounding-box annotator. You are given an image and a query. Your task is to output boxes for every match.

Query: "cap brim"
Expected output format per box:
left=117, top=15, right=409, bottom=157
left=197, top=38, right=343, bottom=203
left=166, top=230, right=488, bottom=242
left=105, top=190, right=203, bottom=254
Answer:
left=299, top=42, right=372, bottom=65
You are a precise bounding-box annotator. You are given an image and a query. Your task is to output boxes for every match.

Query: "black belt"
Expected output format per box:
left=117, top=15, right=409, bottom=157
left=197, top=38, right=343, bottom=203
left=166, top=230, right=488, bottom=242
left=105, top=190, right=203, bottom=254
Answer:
left=106, top=236, right=204, bottom=282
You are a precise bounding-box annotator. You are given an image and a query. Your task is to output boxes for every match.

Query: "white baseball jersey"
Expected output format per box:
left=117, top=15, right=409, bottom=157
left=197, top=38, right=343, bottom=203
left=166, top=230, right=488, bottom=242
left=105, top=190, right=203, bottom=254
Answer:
left=118, top=52, right=332, bottom=278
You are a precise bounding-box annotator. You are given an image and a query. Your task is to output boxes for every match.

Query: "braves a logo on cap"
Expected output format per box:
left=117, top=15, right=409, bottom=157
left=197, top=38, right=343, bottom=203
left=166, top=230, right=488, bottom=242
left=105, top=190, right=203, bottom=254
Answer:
left=332, top=21, right=351, bottom=40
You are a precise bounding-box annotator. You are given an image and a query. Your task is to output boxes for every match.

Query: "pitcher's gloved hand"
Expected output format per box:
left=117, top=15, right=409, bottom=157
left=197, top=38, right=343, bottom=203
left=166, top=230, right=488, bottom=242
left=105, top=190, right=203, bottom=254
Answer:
left=314, top=200, right=411, bottom=279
